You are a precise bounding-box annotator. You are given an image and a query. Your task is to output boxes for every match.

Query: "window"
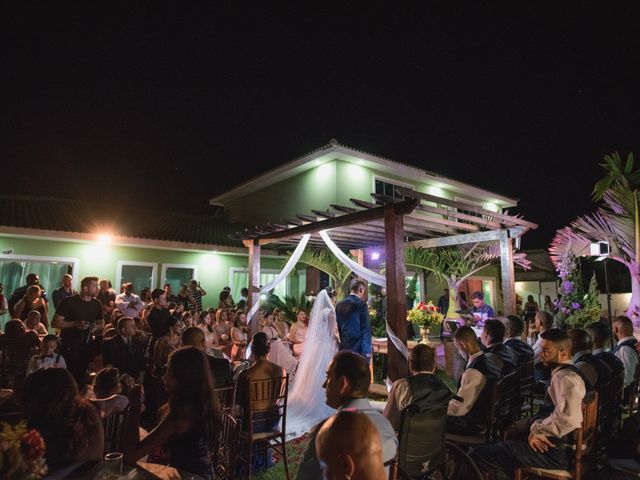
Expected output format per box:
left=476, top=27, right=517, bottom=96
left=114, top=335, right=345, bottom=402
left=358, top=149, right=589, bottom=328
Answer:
left=229, top=268, right=295, bottom=301
left=161, top=264, right=198, bottom=292
left=116, top=261, right=157, bottom=292
left=0, top=255, right=78, bottom=297
left=374, top=176, right=414, bottom=200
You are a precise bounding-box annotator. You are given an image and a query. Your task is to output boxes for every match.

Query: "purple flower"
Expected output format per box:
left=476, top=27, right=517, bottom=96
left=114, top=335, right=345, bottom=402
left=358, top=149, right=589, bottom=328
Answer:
left=562, top=281, right=574, bottom=294
left=561, top=307, right=570, bottom=315
left=571, top=302, right=581, bottom=310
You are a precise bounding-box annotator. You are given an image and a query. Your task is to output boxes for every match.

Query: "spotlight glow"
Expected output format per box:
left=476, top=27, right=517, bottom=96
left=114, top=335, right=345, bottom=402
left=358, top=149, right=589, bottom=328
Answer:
left=370, top=251, right=381, bottom=261
left=98, top=234, right=112, bottom=245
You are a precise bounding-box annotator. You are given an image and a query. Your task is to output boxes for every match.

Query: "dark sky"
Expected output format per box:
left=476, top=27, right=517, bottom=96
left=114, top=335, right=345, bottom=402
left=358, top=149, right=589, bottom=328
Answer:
left=2, top=3, right=640, bottom=249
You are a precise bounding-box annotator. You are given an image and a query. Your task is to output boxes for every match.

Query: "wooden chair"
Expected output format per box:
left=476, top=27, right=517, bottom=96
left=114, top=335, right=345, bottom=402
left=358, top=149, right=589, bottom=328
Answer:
left=103, top=406, right=130, bottom=454
left=498, top=370, right=521, bottom=436
left=214, top=412, right=242, bottom=480
left=597, top=369, right=624, bottom=452
left=625, top=363, right=640, bottom=417
left=446, top=379, right=503, bottom=447
left=514, top=391, right=599, bottom=480
left=519, top=359, right=535, bottom=417
left=397, top=407, right=447, bottom=477
left=236, top=374, right=289, bottom=480
left=214, top=385, right=236, bottom=413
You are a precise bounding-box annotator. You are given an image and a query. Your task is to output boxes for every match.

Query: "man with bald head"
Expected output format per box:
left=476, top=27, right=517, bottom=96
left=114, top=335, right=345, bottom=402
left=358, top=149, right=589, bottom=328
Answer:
left=182, top=326, right=232, bottom=387
left=612, top=315, right=639, bottom=394
left=316, top=410, right=387, bottom=480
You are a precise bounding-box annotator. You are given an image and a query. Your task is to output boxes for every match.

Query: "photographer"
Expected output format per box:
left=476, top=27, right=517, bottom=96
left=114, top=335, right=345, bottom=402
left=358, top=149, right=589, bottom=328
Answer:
left=52, top=276, right=104, bottom=389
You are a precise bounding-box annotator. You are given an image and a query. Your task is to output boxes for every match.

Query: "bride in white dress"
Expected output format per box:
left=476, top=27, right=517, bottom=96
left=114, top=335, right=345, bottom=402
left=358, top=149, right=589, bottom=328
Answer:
left=286, top=287, right=339, bottom=438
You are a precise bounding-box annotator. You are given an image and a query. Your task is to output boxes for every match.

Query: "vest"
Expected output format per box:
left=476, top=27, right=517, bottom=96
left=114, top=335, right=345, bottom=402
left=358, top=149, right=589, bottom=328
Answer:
left=406, top=373, right=453, bottom=413
left=613, top=338, right=638, bottom=354
left=457, top=353, right=502, bottom=428
left=538, top=363, right=591, bottom=419
left=485, top=343, right=518, bottom=375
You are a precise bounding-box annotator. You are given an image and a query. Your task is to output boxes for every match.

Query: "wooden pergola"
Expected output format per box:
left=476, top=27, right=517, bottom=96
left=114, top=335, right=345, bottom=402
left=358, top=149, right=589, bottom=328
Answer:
left=237, top=189, right=538, bottom=381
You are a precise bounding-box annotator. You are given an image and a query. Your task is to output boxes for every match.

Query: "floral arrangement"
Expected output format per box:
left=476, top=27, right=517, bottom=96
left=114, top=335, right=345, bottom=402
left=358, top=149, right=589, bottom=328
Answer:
left=407, top=301, right=444, bottom=329
left=0, top=421, right=47, bottom=479
left=368, top=285, right=387, bottom=338
left=554, top=251, right=601, bottom=328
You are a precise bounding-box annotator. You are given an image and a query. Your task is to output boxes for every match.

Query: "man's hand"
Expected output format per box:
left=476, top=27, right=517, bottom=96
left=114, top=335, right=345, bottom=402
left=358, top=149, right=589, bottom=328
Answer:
left=528, top=433, right=555, bottom=453
left=75, top=321, right=89, bottom=330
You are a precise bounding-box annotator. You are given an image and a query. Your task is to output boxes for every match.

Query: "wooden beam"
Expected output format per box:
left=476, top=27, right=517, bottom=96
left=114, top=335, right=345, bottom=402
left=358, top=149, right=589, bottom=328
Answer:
left=246, top=240, right=262, bottom=337
left=416, top=203, right=502, bottom=228
left=396, top=187, right=539, bottom=230
left=407, top=211, right=480, bottom=232
left=500, top=230, right=517, bottom=315
left=253, top=198, right=419, bottom=245
left=384, top=203, right=409, bottom=381
left=405, top=229, right=504, bottom=248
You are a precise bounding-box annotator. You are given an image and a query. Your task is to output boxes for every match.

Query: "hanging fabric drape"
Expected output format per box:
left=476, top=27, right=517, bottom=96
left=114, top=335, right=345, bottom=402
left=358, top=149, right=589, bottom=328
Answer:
left=246, top=234, right=311, bottom=325
left=319, top=230, right=409, bottom=362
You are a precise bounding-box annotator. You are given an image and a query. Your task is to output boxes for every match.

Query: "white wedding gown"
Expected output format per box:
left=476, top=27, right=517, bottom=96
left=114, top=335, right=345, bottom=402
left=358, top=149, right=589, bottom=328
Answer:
left=286, top=290, right=339, bottom=438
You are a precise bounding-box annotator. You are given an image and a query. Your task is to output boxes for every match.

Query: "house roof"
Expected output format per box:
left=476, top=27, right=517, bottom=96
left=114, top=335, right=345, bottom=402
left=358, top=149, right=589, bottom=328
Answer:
left=209, top=140, right=520, bottom=207
left=0, top=195, right=244, bottom=250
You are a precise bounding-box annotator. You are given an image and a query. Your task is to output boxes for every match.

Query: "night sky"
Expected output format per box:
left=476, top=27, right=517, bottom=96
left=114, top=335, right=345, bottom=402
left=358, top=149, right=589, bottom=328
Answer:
left=2, top=4, right=640, bottom=249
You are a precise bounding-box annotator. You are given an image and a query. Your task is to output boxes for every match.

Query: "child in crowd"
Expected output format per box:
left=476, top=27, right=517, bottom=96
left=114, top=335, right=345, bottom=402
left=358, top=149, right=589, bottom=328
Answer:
left=25, top=310, right=48, bottom=336
left=27, top=334, right=66, bottom=375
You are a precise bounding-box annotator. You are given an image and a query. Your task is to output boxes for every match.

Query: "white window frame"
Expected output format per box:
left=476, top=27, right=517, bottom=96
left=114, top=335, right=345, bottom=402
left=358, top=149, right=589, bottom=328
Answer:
left=372, top=175, right=415, bottom=199
left=116, top=261, right=158, bottom=291
left=0, top=253, right=80, bottom=290
left=160, top=263, right=199, bottom=287
left=229, top=267, right=291, bottom=295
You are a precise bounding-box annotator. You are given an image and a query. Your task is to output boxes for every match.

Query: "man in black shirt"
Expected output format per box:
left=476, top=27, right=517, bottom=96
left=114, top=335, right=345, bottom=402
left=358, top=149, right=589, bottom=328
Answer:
left=147, top=288, right=172, bottom=362
left=52, top=276, right=104, bottom=388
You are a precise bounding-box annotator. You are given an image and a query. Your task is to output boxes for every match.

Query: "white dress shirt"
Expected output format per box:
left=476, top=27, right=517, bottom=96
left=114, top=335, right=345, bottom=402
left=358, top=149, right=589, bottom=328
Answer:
left=530, top=362, right=586, bottom=438
left=615, top=336, right=639, bottom=387
left=532, top=335, right=544, bottom=362
left=27, top=353, right=67, bottom=375
left=115, top=293, right=143, bottom=318
left=448, top=351, right=486, bottom=417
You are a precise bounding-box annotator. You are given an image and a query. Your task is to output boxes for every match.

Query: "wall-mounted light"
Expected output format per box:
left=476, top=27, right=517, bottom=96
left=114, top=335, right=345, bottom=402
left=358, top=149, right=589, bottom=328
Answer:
left=370, top=251, right=381, bottom=261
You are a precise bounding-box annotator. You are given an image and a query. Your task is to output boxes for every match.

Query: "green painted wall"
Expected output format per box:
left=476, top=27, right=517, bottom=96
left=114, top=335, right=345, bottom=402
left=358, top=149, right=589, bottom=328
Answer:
left=0, top=235, right=282, bottom=310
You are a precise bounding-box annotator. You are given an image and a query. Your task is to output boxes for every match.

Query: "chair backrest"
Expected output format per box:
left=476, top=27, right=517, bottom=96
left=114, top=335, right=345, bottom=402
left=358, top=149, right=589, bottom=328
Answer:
left=103, top=407, right=130, bottom=454
left=571, top=391, right=598, bottom=480
left=397, top=407, right=447, bottom=477
left=499, top=370, right=520, bottom=421
left=214, top=385, right=236, bottom=413
left=598, top=369, right=624, bottom=442
left=246, top=375, right=289, bottom=436
left=486, top=378, right=503, bottom=442
left=214, top=412, right=242, bottom=480
left=519, top=358, right=534, bottom=395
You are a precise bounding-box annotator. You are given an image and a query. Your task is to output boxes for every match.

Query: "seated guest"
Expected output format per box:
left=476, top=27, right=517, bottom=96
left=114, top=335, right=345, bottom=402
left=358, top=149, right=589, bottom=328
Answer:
left=89, top=367, right=130, bottom=418
left=27, top=334, right=66, bottom=375
left=568, top=328, right=604, bottom=390
left=25, top=310, right=47, bottom=336
left=182, top=327, right=232, bottom=387
left=612, top=315, right=639, bottom=396
left=481, top=319, right=518, bottom=375
left=153, top=316, right=183, bottom=375
left=384, top=344, right=452, bottom=431
left=587, top=321, right=625, bottom=375
left=198, top=309, right=218, bottom=349
left=289, top=310, right=309, bottom=358
left=230, top=315, right=248, bottom=362
left=316, top=410, right=388, bottom=480
left=296, top=351, right=397, bottom=480
left=469, top=291, right=495, bottom=326
left=124, top=347, right=220, bottom=479
left=273, top=309, right=290, bottom=340
left=23, top=368, right=104, bottom=470
left=533, top=310, right=554, bottom=385
left=14, top=285, right=49, bottom=330
left=103, top=316, right=146, bottom=383
left=236, top=332, right=284, bottom=431
left=0, top=319, right=40, bottom=390
left=261, top=310, right=298, bottom=376
left=503, top=315, right=534, bottom=365
left=214, top=308, right=233, bottom=356
left=447, top=326, right=501, bottom=435
left=468, top=328, right=587, bottom=474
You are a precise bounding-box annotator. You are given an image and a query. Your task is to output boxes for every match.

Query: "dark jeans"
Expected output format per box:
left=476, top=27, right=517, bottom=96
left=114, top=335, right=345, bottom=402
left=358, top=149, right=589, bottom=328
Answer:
left=62, top=344, right=92, bottom=388
left=469, top=438, right=571, bottom=474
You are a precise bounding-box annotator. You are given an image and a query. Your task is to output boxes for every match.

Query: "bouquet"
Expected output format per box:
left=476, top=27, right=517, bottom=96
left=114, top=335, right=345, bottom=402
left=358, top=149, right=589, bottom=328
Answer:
left=0, top=422, right=47, bottom=479
left=407, top=301, right=444, bottom=329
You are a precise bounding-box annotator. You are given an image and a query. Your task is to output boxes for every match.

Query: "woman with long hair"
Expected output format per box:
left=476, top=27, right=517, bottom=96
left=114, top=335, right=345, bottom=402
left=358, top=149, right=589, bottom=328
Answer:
left=124, top=346, right=220, bottom=479
left=14, top=285, right=49, bottom=330
left=197, top=310, right=218, bottom=349
left=23, top=368, right=104, bottom=470
left=230, top=314, right=247, bottom=362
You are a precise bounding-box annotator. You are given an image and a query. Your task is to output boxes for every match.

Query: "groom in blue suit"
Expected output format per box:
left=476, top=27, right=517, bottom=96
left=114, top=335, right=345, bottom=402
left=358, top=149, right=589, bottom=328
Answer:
left=336, top=278, right=372, bottom=360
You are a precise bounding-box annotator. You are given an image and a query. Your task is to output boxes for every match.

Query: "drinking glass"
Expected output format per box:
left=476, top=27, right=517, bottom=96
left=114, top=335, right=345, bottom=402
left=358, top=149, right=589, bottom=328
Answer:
left=103, top=452, right=123, bottom=475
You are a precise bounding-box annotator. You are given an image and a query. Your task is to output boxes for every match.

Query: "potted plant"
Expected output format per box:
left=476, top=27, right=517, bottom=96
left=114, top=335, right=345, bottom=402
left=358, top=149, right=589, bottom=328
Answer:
left=407, top=301, right=444, bottom=344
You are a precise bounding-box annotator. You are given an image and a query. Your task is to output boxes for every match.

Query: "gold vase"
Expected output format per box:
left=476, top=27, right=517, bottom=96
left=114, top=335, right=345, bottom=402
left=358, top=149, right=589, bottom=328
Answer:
left=419, top=326, right=430, bottom=344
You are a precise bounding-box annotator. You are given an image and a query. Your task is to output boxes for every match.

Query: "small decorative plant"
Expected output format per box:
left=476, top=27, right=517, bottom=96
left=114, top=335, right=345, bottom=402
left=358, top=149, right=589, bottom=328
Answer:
left=0, top=421, right=47, bottom=479
left=407, top=301, right=444, bottom=329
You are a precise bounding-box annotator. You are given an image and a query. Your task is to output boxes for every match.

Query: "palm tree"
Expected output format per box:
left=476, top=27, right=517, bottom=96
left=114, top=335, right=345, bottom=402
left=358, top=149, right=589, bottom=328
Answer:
left=405, top=244, right=530, bottom=318
left=288, top=248, right=353, bottom=298
left=550, top=152, right=640, bottom=321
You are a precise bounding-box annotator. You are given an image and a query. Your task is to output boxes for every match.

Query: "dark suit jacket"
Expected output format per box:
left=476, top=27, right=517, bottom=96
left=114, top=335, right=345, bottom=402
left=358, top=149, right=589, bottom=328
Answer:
left=207, top=354, right=232, bottom=387
left=504, top=338, right=534, bottom=365
left=335, top=294, right=372, bottom=358
left=102, top=335, right=145, bottom=378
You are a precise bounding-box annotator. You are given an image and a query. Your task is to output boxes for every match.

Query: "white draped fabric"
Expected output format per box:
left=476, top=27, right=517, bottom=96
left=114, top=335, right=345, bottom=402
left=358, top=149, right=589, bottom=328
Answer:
left=319, top=230, right=409, bottom=362
left=246, top=234, right=311, bottom=326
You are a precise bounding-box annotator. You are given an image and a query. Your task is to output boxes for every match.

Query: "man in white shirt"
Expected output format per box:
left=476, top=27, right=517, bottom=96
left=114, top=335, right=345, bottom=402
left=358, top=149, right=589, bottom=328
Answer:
left=613, top=316, right=638, bottom=387
left=115, top=283, right=144, bottom=318
left=446, top=326, right=502, bottom=435
left=469, top=328, right=587, bottom=474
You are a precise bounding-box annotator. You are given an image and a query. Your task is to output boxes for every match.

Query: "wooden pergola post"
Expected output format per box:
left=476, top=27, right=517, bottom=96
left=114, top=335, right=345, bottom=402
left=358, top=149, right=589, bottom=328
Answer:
left=244, top=239, right=262, bottom=337
left=499, top=229, right=516, bottom=315
left=384, top=204, right=409, bottom=381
